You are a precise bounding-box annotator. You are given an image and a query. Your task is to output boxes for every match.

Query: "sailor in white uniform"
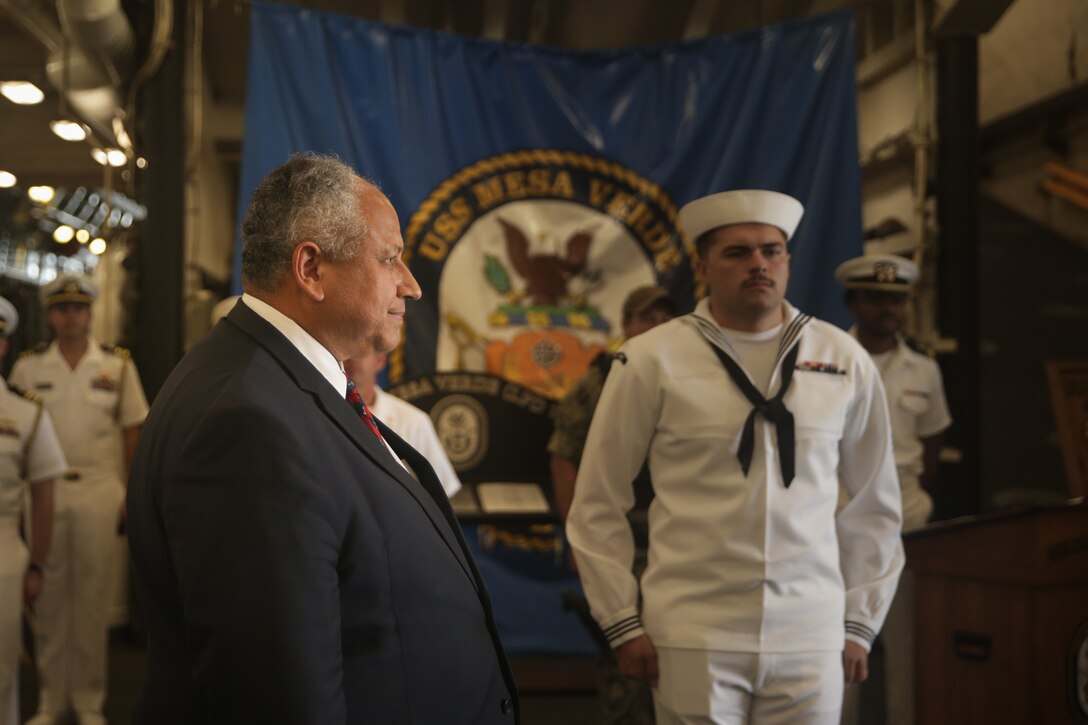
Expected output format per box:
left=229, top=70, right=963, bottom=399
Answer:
left=567, top=190, right=904, bottom=724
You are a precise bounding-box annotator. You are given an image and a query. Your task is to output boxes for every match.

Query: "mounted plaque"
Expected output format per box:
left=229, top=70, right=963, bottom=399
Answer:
left=1046, top=360, right=1088, bottom=498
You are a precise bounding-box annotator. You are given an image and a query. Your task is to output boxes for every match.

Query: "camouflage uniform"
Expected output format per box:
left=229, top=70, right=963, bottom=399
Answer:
left=550, top=352, right=654, bottom=725
left=547, top=353, right=611, bottom=465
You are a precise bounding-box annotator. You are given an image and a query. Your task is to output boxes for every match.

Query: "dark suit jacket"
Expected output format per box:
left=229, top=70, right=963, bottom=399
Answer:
left=128, top=302, right=519, bottom=724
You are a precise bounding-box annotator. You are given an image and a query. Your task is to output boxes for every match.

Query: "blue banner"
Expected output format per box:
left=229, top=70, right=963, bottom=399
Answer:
left=237, top=2, right=865, bottom=658
left=237, top=3, right=863, bottom=393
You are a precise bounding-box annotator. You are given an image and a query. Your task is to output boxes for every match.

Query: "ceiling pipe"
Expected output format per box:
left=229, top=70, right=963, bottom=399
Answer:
left=56, top=0, right=134, bottom=86
left=44, top=43, right=123, bottom=145
left=0, top=0, right=135, bottom=151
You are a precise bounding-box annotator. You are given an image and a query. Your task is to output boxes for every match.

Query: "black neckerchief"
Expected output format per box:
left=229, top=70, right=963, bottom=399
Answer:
left=683, top=307, right=811, bottom=488
left=702, top=340, right=800, bottom=487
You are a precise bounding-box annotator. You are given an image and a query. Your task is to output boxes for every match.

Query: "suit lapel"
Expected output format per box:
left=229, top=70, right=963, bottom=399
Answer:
left=226, top=303, right=478, bottom=590
left=376, top=421, right=478, bottom=586
left=314, top=386, right=478, bottom=589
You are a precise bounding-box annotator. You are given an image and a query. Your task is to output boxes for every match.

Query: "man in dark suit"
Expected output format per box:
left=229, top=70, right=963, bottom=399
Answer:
left=127, top=153, right=519, bottom=724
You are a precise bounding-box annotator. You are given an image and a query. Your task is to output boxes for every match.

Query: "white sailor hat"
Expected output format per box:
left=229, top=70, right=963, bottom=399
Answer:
left=679, top=190, right=805, bottom=246
left=0, top=296, right=18, bottom=337
left=41, top=274, right=98, bottom=307
left=834, top=254, right=919, bottom=292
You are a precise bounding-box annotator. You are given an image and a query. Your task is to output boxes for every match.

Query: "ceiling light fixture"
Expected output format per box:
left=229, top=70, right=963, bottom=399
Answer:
left=0, top=171, right=15, bottom=188
left=75, top=229, right=90, bottom=243
left=50, top=119, right=87, bottom=142
left=89, top=238, right=107, bottom=255
left=0, top=81, right=45, bottom=105
left=53, top=225, right=75, bottom=243
left=91, top=148, right=127, bottom=167
left=28, top=185, right=55, bottom=203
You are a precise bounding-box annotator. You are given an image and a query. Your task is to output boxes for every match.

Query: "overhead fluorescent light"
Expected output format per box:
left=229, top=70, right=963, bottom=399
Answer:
left=27, top=185, right=55, bottom=203
left=0, top=81, right=44, bottom=105
left=91, top=148, right=127, bottom=167
left=50, top=119, right=87, bottom=142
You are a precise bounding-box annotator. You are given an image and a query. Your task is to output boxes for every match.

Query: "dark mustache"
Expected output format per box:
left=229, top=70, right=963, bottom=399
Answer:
left=742, top=276, right=775, bottom=287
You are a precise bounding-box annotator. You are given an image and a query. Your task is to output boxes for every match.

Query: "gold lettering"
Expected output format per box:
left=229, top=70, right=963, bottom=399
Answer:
left=503, top=171, right=527, bottom=199
left=390, top=379, right=435, bottom=400
left=607, top=192, right=638, bottom=221
left=434, top=374, right=502, bottom=396
left=419, top=231, right=449, bottom=262
left=434, top=198, right=472, bottom=241
left=551, top=171, right=574, bottom=198
left=626, top=202, right=655, bottom=234
left=528, top=169, right=552, bottom=196
left=589, top=179, right=614, bottom=208
left=644, top=223, right=673, bottom=251
left=654, top=245, right=682, bottom=272
left=449, top=197, right=472, bottom=224
left=473, top=178, right=505, bottom=209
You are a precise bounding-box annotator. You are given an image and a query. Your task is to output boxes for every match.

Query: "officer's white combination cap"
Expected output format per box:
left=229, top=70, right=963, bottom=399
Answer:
left=41, top=274, right=98, bottom=307
left=0, top=296, right=18, bottom=337
left=679, top=190, right=805, bottom=243
left=834, top=254, right=919, bottom=292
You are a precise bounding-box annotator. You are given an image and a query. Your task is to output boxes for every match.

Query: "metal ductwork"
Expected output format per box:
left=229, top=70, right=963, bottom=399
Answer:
left=1, top=0, right=135, bottom=151
left=56, top=0, right=134, bottom=79
left=44, top=43, right=124, bottom=146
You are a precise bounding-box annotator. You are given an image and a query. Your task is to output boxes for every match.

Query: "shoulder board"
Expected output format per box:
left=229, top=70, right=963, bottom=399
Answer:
left=18, top=342, right=48, bottom=359
left=8, top=383, right=42, bottom=405
left=102, top=344, right=131, bottom=358
left=903, top=337, right=936, bottom=359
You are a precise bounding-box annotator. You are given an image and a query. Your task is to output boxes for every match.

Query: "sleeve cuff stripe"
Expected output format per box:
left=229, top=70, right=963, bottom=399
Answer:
left=602, top=617, right=642, bottom=642
left=845, top=621, right=876, bottom=643
left=602, top=616, right=640, bottom=636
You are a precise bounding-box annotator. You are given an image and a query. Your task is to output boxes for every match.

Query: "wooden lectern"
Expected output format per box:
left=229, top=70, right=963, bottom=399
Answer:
left=905, top=502, right=1088, bottom=724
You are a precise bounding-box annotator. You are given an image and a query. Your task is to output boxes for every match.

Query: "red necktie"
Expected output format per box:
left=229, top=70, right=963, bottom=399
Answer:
left=345, top=377, right=385, bottom=443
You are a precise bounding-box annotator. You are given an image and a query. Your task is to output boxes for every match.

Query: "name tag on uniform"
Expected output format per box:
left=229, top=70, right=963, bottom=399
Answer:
left=34, top=383, right=53, bottom=390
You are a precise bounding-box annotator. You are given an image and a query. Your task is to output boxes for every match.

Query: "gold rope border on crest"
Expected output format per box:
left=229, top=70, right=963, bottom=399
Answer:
left=392, top=149, right=698, bottom=383
left=403, top=148, right=693, bottom=263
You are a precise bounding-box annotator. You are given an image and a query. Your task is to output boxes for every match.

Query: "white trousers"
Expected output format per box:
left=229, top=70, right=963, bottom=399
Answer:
left=0, top=520, right=27, bottom=725
left=653, top=647, right=843, bottom=725
left=32, top=478, right=122, bottom=718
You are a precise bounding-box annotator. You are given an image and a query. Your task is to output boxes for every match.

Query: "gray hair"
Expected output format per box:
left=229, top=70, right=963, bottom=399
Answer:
left=241, top=153, right=370, bottom=291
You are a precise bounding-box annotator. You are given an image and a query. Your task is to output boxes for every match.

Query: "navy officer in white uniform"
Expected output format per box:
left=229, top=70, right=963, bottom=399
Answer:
left=11, top=275, right=149, bottom=725
left=835, top=254, right=951, bottom=725
left=0, top=296, right=67, bottom=725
